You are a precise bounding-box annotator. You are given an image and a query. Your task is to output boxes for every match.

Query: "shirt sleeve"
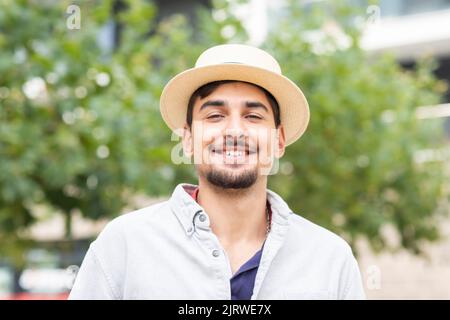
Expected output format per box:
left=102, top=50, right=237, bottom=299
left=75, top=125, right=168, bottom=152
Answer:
left=340, top=252, right=366, bottom=300
left=68, top=246, right=118, bottom=300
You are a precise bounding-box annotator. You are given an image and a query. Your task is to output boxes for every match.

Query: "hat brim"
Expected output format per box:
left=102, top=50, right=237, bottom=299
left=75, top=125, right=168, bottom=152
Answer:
left=160, top=63, right=310, bottom=146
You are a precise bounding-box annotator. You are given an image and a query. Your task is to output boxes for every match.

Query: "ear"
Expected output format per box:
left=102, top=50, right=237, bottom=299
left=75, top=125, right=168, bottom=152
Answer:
left=182, top=125, right=193, bottom=158
left=275, top=125, right=286, bottom=159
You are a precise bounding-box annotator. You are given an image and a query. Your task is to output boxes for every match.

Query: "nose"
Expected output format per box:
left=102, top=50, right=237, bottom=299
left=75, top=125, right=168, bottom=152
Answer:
left=226, top=111, right=246, bottom=131
left=222, top=111, right=248, bottom=149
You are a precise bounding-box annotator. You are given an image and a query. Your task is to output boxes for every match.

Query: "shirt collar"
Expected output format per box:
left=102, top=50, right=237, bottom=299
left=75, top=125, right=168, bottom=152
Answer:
left=169, top=183, right=293, bottom=237
left=169, top=183, right=204, bottom=236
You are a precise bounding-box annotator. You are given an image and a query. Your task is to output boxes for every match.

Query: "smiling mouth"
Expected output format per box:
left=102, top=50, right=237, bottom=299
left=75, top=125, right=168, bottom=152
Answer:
left=210, top=147, right=257, bottom=156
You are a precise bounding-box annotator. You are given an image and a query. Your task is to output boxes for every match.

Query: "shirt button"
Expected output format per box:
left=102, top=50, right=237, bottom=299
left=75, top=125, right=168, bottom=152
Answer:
left=199, top=214, right=207, bottom=222
left=212, top=249, right=220, bottom=257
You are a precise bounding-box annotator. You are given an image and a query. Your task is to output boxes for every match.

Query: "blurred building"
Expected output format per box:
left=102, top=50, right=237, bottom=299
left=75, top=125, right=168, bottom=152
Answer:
left=361, top=0, right=450, bottom=135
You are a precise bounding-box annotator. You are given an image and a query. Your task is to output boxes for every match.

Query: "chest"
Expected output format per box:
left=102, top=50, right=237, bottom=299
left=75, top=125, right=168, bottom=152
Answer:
left=224, top=242, right=264, bottom=275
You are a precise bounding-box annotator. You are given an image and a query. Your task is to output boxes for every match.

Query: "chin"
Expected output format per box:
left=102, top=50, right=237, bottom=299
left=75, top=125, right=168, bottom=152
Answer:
left=213, top=162, right=259, bottom=172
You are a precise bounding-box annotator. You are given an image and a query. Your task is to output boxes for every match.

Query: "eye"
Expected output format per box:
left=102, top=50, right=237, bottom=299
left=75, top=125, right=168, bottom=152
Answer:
left=206, top=114, right=224, bottom=120
left=246, top=114, right=263, bottom=120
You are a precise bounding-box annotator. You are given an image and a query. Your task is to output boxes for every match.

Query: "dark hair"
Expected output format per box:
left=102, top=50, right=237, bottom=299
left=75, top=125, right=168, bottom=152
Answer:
left=186, top=80, right=281, bottom=128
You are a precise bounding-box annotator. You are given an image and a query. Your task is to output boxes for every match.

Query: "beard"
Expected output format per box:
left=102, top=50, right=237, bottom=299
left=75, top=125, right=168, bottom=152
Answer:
left=204, top=166, right=258, bottom=189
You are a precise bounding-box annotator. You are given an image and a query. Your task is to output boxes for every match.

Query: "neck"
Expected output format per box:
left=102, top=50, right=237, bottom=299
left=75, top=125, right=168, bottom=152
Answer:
left=197, top=176, right=268, bottom=247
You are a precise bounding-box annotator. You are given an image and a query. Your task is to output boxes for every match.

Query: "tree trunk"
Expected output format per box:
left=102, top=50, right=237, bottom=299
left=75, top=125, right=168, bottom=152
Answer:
left=65, top=210, right=73, bottom=240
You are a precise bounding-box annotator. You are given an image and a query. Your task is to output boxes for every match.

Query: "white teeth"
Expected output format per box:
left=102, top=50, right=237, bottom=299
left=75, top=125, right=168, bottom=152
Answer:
left=224, top=151, right=244, bottom=157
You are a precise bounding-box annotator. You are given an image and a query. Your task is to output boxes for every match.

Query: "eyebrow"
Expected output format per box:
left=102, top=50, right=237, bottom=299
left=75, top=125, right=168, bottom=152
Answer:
left=245, top=101, right=269, bottom=113
left=199, top=100, right=225, bottom=111
left=199, top=100, right=269, bottom=113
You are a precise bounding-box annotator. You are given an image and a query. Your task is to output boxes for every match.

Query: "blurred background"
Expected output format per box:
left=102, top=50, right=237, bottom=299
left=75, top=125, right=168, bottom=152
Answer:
left=0, top=0, right=449, bottom=299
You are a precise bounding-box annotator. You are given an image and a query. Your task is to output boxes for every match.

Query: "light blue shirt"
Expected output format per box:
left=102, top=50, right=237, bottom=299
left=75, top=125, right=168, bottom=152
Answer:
left=69, top=183, right=366, bottom=299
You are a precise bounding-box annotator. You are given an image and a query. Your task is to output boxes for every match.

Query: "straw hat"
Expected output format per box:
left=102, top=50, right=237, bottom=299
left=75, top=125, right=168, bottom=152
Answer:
left=160, top=44, right=310, bottom=146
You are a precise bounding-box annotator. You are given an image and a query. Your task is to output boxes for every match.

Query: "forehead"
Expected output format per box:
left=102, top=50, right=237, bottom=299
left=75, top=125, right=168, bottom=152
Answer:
left=193, top=82, right=271, bottom=110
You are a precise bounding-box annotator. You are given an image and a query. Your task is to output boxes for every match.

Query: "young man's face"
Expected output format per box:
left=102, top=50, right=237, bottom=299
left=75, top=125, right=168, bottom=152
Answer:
left=183, top=81, right=286, bottom=189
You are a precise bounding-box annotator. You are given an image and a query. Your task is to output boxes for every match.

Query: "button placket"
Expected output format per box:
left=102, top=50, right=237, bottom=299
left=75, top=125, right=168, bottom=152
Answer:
left=194, top=215, right=222, bottom=259
left=190, top=209, right=233, bottom=296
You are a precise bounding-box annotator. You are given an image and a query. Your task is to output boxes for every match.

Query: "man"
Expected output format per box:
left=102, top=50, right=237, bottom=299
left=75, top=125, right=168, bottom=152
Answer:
left=69, top=44, right=366, bottom=300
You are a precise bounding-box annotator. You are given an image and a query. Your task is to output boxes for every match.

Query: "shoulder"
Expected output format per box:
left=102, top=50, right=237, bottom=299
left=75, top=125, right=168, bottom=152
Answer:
left=287, top=213, right=353, bottom=257
left=109, top=200, right=170, bottom=226
left=285, top=214, right=365, bottom=299
left=92, top=200, right=171, bottom=247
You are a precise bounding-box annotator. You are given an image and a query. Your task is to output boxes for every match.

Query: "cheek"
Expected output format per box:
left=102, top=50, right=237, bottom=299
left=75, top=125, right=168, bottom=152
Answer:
left=202, top=125, right=222, bottom=143
left=191, top=125, right=223, bottom=162
left=253, top=127, right=275, bottom=149
left=254, top=128, right=278, bottom=161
